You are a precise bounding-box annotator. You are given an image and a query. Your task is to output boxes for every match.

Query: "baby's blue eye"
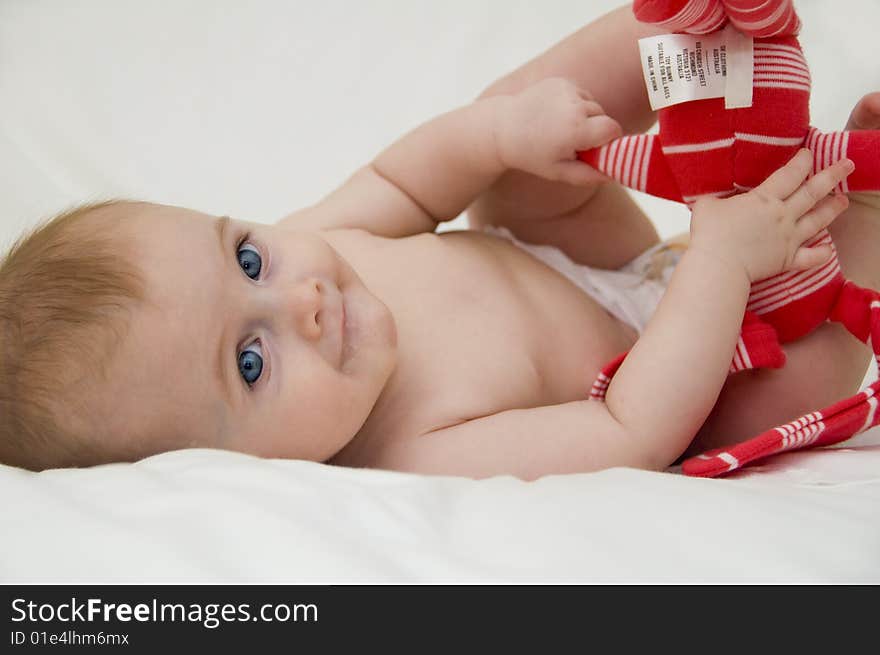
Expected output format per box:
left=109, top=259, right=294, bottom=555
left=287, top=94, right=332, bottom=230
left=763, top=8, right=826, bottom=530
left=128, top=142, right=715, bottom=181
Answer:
left=237, top=241, right=262, bottom=280
left=238, top=341, right=263, bottom=387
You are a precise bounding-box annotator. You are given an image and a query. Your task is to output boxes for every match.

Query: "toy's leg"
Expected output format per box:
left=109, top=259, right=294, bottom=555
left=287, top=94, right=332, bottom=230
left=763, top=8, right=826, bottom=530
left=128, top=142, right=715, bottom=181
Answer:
left=468, top=4, right=665, bottom=270
left=683, top=283, right=880, bottom=476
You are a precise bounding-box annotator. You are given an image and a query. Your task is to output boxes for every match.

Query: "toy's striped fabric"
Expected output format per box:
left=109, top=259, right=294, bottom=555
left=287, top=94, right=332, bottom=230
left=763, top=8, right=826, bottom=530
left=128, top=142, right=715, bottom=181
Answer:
left=746, top=230, right=844, bottom=345
left=582, top=129, right=880, bottom=347
left=578, top=135, right=683, bottom=202
left=722, top=0, right=800, bottom=37
left=580, top=35, right=815, bottom=203
left=589, top=282, right=880, bottom=478
left=729, top=310, right=786, bottom=372
left=753, top=40, right=810, bottom=93
left=583, top=0, right=880, bottom=476
left=578, top=23, right=880, bottom=361
left=589, top=352, right=626, bottom=401
left=656, top=36, right=812, bottom=197
left=633, top=0, right=799, bottom=37
left=634, top=0, right=727, bottom=34
left=747, top=233, right=837, bottom=320
left=807, top=128, right=880, bottom=194
left=681, top=284, right=880, bottom=477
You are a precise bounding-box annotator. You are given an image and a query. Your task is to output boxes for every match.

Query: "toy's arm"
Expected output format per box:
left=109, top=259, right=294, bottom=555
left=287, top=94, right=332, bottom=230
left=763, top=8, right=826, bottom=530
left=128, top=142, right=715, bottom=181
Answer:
left=578, top=135, right=684, bottom=202
left=825, top=92, right=880, bottom=209
left=807, top=127, right=880, bottom=197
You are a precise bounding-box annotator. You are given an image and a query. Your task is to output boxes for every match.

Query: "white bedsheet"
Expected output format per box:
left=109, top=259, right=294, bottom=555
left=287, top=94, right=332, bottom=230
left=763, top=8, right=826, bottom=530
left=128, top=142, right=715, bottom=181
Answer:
left=2, top=0, right=880, bottom=583
left=3, top=446, right=880, bottom=583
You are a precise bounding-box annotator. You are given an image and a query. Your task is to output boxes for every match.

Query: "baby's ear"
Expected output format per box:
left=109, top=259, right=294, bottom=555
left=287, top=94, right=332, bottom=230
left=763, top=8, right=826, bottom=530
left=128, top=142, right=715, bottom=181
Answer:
left=632, top=0, right=727, bottom=34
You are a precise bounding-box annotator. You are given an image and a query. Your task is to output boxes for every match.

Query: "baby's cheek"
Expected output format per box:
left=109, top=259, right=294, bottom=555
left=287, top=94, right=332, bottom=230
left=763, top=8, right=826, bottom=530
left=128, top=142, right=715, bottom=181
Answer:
left=324, top=374, right=376, bottom=438
left=271, top=357, right=374, bottom=459
left=287, top=367, right=353, bottom=426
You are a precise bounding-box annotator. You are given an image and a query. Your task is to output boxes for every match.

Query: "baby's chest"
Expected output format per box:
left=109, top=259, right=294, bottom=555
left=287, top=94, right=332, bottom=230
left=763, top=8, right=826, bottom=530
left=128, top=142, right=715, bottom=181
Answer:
left=378, top=233, right=624, bottom=434
left=399, top=285, right=546, bottom=430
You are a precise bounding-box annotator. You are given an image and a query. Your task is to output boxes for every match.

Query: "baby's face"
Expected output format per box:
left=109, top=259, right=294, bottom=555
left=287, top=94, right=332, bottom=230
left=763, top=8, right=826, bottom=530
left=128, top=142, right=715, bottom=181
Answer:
left=101, top=203, right=397, bottom=462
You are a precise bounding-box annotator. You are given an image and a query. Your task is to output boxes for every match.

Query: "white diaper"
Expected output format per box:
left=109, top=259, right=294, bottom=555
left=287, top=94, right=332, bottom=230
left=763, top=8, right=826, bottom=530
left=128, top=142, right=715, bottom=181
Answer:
left=483, top=225, right=682, bottom=335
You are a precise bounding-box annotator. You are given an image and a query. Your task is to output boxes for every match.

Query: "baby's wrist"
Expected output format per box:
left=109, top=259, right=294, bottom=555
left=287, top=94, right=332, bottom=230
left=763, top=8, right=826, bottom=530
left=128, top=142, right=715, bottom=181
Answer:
left=685, top=243, right=752, bottom=288
left=487, top=94, right=518, bottom=171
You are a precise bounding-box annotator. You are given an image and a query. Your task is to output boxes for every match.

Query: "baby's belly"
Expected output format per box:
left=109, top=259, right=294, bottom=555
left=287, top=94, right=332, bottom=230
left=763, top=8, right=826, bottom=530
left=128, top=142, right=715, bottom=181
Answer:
left=370, top=230, right=638, bottom=434
left=451, top=230, right=637, bottom=398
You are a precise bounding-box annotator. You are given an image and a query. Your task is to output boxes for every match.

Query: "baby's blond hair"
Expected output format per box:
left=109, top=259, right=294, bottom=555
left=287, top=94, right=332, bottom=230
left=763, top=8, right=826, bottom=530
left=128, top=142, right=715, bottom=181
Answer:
left=0, top=200, right=146, bottom=470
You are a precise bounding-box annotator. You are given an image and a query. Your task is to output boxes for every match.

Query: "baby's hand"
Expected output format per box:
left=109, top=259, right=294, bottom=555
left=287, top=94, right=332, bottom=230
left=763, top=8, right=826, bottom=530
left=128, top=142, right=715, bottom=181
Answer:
left=494, top=77, right=622, bottom=185
left=690, top=149, right=854, bottom=283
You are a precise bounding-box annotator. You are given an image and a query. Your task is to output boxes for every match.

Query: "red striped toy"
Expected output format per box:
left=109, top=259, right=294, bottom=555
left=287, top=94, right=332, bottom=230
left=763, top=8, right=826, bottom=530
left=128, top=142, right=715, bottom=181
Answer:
left=580, top=0, right=880, bottom=477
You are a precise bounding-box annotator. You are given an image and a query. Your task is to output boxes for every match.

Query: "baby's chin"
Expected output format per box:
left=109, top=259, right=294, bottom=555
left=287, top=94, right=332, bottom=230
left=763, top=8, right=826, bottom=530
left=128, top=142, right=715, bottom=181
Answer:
left=338, top=254, right=398, bottom=377
left=342, top=280, right=398, bottom=381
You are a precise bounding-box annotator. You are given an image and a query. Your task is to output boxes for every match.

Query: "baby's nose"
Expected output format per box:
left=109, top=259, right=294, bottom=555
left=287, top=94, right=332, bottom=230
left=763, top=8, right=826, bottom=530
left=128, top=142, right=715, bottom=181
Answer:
left=291, top=277, right=324, bottom=341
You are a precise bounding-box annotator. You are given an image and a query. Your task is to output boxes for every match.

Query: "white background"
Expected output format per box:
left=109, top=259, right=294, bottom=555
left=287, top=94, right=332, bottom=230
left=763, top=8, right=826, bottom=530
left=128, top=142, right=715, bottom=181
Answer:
left=2, top=0, right=878, bottom=244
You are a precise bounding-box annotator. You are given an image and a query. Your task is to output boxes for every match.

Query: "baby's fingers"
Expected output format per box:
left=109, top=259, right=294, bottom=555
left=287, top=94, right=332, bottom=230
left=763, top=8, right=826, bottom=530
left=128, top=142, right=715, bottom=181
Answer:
left=787, top=157, right=854, bottom=217
left=574, top=114, right=622, bottom=151
left=552, top=160, right=609, bottom=186
left=789, top=244, right=833, bottom=271
left=579, top=99, right=606, bottom=117
left=757, top=148, right=813, bottom=199
left=795, top=191, right=849, bottom=242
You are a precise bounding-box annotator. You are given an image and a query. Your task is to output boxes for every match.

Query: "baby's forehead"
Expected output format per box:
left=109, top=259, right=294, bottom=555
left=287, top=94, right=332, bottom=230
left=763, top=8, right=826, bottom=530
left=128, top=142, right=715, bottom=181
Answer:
left=83, top=199, right=199, bottom=227
left=129, top=201, right=213, bottom=228
left=113, top=205, right=222, bottom=308
left=122, top=204, right=215, bottom=252
left=71, top=201, right=212, bottom=263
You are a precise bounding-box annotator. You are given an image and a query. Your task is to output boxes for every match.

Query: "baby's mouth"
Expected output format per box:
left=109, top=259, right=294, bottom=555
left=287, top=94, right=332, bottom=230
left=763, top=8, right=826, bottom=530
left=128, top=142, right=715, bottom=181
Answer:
left=339, top=291, right=348, bottom=368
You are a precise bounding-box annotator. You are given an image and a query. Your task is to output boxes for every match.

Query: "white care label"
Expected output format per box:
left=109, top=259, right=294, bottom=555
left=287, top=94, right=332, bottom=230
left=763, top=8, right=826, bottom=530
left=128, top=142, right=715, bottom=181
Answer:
left=638, top=24, right=753, bottom=111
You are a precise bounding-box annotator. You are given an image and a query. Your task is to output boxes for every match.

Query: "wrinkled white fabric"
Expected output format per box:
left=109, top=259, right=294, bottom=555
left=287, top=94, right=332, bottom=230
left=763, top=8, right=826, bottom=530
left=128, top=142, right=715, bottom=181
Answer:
left=2, top=446, right=880, bottom=583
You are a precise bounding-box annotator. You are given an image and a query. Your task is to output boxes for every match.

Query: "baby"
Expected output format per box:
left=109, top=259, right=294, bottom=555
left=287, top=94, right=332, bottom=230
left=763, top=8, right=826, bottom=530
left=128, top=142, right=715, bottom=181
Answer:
left=2, top=5, right=879, bottom=478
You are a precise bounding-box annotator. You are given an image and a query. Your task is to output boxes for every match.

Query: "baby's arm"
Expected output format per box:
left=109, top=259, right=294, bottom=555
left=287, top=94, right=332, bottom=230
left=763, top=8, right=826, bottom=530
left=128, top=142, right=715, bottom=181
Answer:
left=278, top=79, right=620, bottom=237
left=375, top=153, right=853, bottom=480
left=278, top=98, right=504, bottom=236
